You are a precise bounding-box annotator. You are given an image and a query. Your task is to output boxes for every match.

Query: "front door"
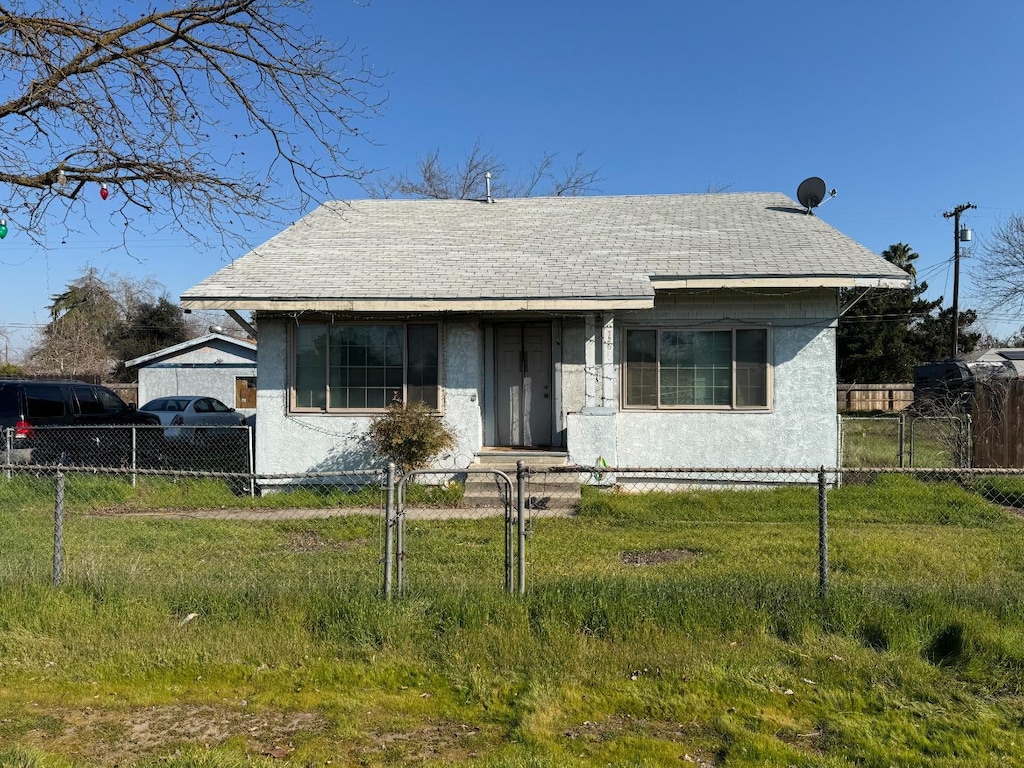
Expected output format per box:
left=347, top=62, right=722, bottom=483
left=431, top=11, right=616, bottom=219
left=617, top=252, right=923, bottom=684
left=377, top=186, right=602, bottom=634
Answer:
left=495, top=323, right=552, bottom=447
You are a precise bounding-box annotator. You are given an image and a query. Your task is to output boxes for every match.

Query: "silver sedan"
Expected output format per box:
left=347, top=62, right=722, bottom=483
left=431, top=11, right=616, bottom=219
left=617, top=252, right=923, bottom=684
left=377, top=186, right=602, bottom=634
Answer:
left=139, top=396, right=247, bottom=442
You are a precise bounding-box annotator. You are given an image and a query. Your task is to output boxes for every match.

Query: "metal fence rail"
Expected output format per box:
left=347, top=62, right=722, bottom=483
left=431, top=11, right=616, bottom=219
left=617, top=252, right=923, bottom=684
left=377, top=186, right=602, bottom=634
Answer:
left=839, top=413, right=970, bottom=468
left=2, top=424, right=254, bottom=487
left=2, top=458, right=1023, bottom=603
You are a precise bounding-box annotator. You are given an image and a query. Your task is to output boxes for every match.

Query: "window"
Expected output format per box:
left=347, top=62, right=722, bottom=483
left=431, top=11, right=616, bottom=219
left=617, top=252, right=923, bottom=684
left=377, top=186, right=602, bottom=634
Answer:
left=72, top=386, right=105, bottom=416
left=73, top=386, right=128, bottom=415
left=235, top=376, right=257, bottom=409
left=25, top=385, right=66, bottom=418
left=623, top=327, right=769, bottom=409
left=293, top=322, right=440, bottom=412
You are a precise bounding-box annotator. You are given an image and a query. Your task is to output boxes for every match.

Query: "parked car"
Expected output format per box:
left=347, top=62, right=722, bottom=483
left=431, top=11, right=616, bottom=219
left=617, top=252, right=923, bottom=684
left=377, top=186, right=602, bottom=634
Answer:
left=0, top=379, right=162, bottom=466
left=138, top=396, right=247, bottom=442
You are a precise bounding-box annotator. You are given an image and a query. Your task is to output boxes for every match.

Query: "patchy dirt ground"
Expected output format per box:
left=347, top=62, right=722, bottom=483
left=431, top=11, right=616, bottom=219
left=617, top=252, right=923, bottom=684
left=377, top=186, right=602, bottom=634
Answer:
left=19, top=705, right=324, bottom=764
left=16, top=705, right=499, bottom=765
left=287, top=530, right=367, bottom=553
left=619, top=548, right=700, bottom=566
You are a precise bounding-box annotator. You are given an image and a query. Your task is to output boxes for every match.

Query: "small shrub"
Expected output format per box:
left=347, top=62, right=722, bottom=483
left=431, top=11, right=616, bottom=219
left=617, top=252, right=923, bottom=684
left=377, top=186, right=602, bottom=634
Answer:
left=365, top=397, right=456, bottom=473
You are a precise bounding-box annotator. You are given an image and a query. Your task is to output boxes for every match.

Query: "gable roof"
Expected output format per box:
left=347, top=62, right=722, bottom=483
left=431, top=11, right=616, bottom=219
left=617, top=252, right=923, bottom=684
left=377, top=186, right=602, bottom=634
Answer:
left=181, top=192, right=911, bottom=313
left=125, top=332, right=256, bottom=369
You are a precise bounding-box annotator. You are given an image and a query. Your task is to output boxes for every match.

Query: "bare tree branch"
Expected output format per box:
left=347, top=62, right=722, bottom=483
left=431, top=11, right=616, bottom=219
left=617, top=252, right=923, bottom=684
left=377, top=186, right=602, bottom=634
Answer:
left=973, top=213, right=1024, bottom=315
left=364, top=141, right=601, bottom=201
left=0, top=0, right=385, bottom=248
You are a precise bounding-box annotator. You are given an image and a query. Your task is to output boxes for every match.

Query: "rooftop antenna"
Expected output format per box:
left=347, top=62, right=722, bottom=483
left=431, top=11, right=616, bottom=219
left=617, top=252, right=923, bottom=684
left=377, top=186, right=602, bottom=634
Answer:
left=796, top=177, right=837, bottom=215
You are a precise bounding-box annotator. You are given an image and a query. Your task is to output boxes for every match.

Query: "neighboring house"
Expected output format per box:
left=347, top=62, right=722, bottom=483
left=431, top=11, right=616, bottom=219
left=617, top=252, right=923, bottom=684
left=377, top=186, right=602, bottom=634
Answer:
left=965, top=347, right=1024, bottom=379
left=180, top=192, right=910, bottom=475
left=126, top=332, right=258, bottom=418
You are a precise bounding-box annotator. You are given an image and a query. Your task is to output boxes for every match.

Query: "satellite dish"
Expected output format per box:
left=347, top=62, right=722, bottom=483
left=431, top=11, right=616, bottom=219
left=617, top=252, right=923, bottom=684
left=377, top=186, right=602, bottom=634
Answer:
left=796, top=177, right=827, bottom=213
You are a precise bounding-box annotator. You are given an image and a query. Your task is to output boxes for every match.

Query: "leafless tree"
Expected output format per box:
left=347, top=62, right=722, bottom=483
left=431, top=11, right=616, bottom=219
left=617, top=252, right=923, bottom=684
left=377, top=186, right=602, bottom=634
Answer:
left=973, top=213, right=1024, bottom=315
left=0, top=0, right=384, bottom=248
left=364, top=141, right=601, bottom=200
left=24, top=266, right=197, bottom=377
left=24, top=311, right=110, bottom=377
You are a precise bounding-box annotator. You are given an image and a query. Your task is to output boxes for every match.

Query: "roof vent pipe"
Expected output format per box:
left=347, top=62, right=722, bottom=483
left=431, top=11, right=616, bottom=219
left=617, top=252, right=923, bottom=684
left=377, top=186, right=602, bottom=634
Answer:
left=485, top=172, right=492, bottom=204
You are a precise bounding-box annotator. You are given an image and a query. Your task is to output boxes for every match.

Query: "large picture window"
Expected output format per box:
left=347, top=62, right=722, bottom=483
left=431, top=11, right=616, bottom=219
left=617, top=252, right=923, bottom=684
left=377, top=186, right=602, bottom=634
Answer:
left=623, top=327, right=769, bottom=409
left=293, top=323, right=440, bottom=411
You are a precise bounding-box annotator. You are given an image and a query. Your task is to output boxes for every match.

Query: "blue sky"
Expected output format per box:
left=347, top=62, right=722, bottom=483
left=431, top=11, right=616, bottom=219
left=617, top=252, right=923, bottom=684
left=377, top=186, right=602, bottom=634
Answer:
left=3, top=0, right=1022, bottom=356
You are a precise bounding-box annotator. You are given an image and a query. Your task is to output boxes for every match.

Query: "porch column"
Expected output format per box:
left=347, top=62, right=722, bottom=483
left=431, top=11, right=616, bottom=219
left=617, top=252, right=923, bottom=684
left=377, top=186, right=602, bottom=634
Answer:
left=601, top=313, right=616, bottom=407
left=584, top=314, right=598, bottom=408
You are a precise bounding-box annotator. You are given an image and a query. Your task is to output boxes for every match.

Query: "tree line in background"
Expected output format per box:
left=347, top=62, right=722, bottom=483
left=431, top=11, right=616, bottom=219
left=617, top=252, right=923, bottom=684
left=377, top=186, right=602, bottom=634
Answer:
left=1, top=267, right=239, bottom=383
left=838, top=242, right=1022, bottom=385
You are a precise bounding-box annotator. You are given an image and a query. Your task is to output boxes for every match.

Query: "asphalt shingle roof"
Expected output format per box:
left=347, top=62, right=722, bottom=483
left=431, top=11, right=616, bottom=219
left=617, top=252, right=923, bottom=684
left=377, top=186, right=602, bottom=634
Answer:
left=181, top=192, right=911, bottom=311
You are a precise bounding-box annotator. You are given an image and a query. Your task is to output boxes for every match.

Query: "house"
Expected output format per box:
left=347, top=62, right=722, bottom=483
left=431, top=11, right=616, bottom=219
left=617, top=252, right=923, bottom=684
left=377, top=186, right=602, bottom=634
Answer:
left=126, top=332, right=258, bottom=417
left=180, top=192, right=911, bottom=475
left=965, top=347, right=1024, bottom=380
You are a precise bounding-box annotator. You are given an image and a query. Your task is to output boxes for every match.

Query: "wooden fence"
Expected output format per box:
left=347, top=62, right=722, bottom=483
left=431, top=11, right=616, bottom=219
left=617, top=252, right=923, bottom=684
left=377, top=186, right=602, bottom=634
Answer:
left=972, top=379, right=1024, bottom=468
left=105, top=383, right=139, bottom=406
left=837, top=384, right=914, bottom=413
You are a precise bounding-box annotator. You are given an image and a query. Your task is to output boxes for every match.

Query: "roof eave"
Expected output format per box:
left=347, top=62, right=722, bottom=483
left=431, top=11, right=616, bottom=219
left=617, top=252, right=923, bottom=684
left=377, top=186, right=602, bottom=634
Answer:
left=650, top=276, right=911, bottom=290
left=179, top=296, right=655, bottom=312
left=124, top=332, right=256, bottom=369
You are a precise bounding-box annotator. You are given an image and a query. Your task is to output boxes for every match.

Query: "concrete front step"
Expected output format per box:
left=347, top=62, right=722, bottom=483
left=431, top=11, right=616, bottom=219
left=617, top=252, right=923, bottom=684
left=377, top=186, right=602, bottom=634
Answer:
left=462, top=474, right=581, bottom=514
left=472, top=449, right=569, bottom=472
left=461, top=452, right=580, bottom=513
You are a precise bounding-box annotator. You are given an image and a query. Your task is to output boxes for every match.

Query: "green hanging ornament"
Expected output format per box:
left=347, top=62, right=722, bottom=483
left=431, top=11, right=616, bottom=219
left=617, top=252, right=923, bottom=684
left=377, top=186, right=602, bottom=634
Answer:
left=0, top=219, right=7, bottom=240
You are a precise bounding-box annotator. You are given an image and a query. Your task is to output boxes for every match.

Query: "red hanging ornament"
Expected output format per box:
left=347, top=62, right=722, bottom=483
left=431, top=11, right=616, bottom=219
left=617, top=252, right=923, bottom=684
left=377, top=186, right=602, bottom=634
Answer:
left=99, top=183, right=109, bottom=201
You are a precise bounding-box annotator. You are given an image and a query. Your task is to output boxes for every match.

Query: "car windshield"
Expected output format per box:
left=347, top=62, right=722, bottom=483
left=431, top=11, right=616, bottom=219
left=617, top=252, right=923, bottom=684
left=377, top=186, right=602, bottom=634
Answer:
left=142, top=398, right=193, bottom=412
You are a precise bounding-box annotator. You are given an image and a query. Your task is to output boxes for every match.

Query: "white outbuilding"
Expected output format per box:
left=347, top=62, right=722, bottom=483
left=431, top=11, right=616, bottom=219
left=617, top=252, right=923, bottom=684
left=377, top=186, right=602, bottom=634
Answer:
left=126, top=332, right=257, bottom=418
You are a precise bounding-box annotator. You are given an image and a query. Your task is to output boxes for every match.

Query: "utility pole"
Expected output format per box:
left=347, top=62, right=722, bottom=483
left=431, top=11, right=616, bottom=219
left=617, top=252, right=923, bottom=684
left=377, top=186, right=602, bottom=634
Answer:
left=943, top=202, right=976, bottom=358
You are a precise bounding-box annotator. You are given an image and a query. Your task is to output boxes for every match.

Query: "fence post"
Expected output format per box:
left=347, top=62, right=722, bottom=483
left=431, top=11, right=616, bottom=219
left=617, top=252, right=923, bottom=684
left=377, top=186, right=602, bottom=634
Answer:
left=383, top=462, right=395, bottom=599
left=5, top=427, right=11, bottom=480
left=898, top=413, right=906, bottom=468
left=53, top=469, right=65, bottom=588
left=131, top=426, right=138, bottom=488
left=504, top=475, right=514, bottom=594
left=517, top=460, right=527, bottom=596
left=836, top=413, right=843, bottom=468
left=247, top=425, right=256, bottom=497
left=818, top=467, right=828, bottom=598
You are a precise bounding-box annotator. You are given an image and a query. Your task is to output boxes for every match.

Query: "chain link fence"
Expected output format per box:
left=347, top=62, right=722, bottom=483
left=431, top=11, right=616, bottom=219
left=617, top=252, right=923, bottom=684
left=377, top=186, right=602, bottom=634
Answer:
left=2, top=423, right=254, bottom=477
left=0, top=448, right=387, bottom=607
left=2, top=426, right=1023, bottom=606
left=839, top=412, right=970, bottom=467
left=522, top=465, right=1024, bottom=602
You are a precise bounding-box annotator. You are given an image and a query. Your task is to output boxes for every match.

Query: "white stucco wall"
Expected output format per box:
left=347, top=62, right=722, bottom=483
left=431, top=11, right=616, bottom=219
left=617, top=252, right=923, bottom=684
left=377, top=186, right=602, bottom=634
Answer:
left=254, top=290, right=840, bottom=475
left=567, top=290, right=840, bottom=469
left=254, top=317, right=483, bottom=474
left=136, top=339, right=257, bottom=416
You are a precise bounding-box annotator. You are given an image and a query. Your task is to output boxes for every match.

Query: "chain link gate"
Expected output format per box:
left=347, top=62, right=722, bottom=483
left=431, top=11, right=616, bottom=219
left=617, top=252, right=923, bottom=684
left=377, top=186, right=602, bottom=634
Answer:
left=384, top=465, right=522, bottom=598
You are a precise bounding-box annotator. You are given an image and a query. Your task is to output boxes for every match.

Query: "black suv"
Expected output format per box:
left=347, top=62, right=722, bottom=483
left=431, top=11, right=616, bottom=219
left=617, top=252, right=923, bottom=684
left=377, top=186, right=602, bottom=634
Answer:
left=0, top=379, right=162, bottom=467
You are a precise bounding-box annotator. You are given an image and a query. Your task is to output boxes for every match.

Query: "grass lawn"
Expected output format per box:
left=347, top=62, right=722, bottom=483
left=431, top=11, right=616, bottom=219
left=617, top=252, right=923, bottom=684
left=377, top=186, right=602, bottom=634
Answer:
left=840, top=414, right=967, bottom=468
left=0, top=473, right=1023, bottom=766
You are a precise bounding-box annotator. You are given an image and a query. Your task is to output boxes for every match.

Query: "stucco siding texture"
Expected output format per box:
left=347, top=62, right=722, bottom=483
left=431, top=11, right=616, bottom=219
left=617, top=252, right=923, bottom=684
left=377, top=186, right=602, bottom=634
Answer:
left=570, top=291, right=839, bottom=468
left=137, top=368, right=255, bottom=415
left=134, top=338, right=257, bottom=413
left=181, top=193, right=909, bottom=307
left=253, top=318, right=482, bottom=475
left=612, top=325, right=837, bottom=468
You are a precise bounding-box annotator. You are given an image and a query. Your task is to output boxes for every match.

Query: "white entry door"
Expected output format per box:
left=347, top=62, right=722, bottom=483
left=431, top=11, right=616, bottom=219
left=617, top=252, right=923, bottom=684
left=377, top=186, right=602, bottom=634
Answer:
left=495, top=323, right=552, bottom=447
